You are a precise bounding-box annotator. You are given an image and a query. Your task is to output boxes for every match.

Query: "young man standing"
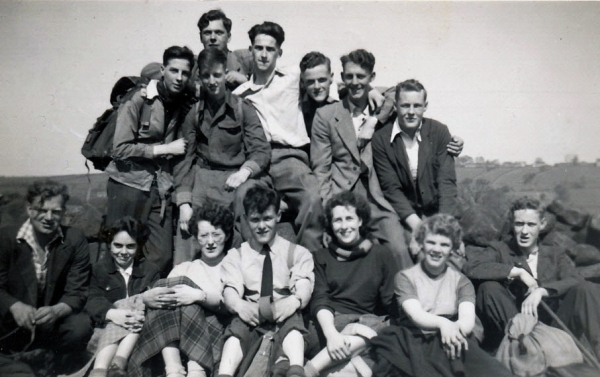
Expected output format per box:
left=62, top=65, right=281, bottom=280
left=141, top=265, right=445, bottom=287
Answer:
left=105, top=46, right=194, bottom=273
left=372, top=79, right=459, bottom=237
left=464, top=197, right=600, bottom=354
left=218, top=186, right=314, bottom=377
left=0, top=180, right=92, bottom=376
left=233, top=22, right=323, bottom=252
left=310, top=49, right=413, bottom=268
left=173, top=48, right=271, bottom=263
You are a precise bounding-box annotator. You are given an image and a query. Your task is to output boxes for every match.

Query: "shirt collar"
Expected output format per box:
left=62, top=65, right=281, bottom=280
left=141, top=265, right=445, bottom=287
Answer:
left=390, top=119, right=422, bottom=143
left=16, top=219, right=64, bottom=246
left=145, top=79, right=160, bottom=100
left=347, top=99, right=370, bottom=118
left=118, top=264, right=133, bottom=277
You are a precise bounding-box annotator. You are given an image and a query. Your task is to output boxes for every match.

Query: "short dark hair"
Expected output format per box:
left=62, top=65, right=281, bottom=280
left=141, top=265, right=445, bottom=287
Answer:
left=324, top=191, right=372, bottom=238
left=197, top=9, right=232, bottom=34
left=509, top=196, right=545, bottom=223
left=248, top=21, right=285, bottom=47
left=100, top=216, right=150, bottom=260
left=414, top=214, right=462, bottom=251
left=26, top=180, right=69, bottom=207
left=243, top=186, right=280, bottom=216
left=197, top=48, right=228, bottom=74
left=340, top=49, right=375, bottom=74
left=188, top=200, right=234, bottom=241
left=300, top=51, right=331, bottom=73
left=395, top=79, right=428, bottom=102
left=163, top=46, right=195, bottom=69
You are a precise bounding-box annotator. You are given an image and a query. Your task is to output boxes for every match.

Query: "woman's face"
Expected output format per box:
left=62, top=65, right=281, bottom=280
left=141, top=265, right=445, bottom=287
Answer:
left=111, top=231, right=138, bottom=269
left=331, top=205, right=362, bottom=246
left=421, top=232, right=453, bottom=275
left=197, top=220, right=227, bottom=262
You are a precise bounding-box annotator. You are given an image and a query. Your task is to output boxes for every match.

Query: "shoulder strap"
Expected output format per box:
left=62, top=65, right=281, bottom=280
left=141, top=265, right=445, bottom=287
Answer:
left=287, top=241, right=296, bottom=270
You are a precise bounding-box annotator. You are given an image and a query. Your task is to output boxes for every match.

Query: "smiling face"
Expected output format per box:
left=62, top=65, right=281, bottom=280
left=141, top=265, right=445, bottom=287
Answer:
left=301, top=64, right=332, bottom=104
left=27, top=195, right=65, bottom=236
left=200, top=19, right=231, bottom=52
left=196, top=220, right=227, bottom=263
left=331, top=205, right=362, bottom=246
left=513, top=209, right=545, bottom=253
left=199, top=62, right=227, bottom=102
left=251, top=34, right=281, bottom=74
left=247, top=205, right=280, bottom=246
left=110, top=231, right=138, bottom=270
left=341, top=61, right=374, bottom=104
left=397, top=90, right=428, bottom=133
left=421, top=233, right=453, bottom=276
left=161, top=58, right=192, bottom=95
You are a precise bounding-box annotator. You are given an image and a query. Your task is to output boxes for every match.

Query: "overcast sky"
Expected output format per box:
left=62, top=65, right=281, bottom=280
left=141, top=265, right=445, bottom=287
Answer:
left=1, top=1, right=599, bottom=176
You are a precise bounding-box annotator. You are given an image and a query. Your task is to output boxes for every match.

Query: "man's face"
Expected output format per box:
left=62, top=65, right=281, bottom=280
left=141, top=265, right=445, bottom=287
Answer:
left=251, top=34, right=281, bottom=74
left=200, top=19, right=231, bottom=52
left=397, top=90, right=427, bottom=131
left=513, top=209, right=546, bottom=252
left=27, top=195, right=65, bottom=235
left=247, top=205, right=280, bottom=246
left=341, top=62, right=374, bottom=104
left=301, top=64, right=332, bottom=103
left=161, top=58, right=192, bottom=95
left=200, top=63, right=227, bottom=102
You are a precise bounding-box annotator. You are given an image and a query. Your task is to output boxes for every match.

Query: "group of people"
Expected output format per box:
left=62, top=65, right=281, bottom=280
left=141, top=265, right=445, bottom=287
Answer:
left=1, top=7, right=600, bottom=377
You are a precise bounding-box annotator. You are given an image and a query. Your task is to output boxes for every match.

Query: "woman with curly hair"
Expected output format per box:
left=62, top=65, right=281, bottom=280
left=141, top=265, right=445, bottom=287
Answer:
left=128, top=201, right=234, bottom=377
left=85, top=216, right=160, bottom=377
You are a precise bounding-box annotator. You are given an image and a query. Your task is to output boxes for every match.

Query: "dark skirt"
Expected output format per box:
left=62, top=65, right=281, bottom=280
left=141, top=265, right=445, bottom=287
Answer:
left=127, top=277, right=229, bottom=377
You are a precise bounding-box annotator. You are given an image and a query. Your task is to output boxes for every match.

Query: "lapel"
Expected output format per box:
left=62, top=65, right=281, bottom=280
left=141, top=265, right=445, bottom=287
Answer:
left=45, top=232, right=69, bottom=304
left=536, top=245, right=553, bottom=282
left=334, top=98, right=360, bottom=163
left=417, top=119, right=431, bottom=182
left=385, top=122, right=412, bottom=182
left=505, top=240, right=535, bottom=277
left=15, top=241, right=38, bottom=306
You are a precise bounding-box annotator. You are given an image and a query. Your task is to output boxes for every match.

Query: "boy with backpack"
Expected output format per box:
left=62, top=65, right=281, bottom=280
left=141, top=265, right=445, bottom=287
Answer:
left=218, top=186, right=314, bottom=377
left=104, top=46, right=195, bottom=273
left=172, top=48, right=270, bottom=264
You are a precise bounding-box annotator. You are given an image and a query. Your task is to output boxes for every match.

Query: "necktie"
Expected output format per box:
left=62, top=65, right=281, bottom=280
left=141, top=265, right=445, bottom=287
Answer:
left=259, top=244, right=274, bottom=322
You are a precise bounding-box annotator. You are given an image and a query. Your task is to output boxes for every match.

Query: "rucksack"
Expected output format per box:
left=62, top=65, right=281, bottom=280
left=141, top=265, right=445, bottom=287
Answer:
left=81, top=76, right=150, bottom=171
left=495, top=313, right=583, bottom=377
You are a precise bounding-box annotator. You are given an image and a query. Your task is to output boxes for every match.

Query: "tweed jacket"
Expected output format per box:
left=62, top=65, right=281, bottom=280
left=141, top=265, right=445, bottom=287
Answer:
left=372, top=117, right=458, bottom=220
left=0, top=224, right=90, bottom=320
left=463, top=240, right=584, bottom=297
left=310, top=97, right=394, bottom=212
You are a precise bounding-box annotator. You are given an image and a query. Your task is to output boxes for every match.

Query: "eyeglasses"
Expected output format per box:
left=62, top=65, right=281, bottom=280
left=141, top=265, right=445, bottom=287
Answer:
left=30, top=207, right=64, bottom=218
left=197, top=232, right=226, bottom=243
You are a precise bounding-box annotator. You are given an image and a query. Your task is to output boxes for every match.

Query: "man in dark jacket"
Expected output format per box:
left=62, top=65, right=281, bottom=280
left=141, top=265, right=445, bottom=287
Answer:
left=372, top=79, right=458, bottom=236
left=0, top=180, right=92, bottom=375
left=463, top=196, right=600, bottom=354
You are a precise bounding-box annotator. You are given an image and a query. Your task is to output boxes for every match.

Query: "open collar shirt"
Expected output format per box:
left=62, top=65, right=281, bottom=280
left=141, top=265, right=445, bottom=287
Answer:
left=390, top=119, right=422, bottom=181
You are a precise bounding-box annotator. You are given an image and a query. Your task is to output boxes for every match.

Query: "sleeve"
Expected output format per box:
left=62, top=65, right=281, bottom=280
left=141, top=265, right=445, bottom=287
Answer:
left=456, top=273, right=476, bottom=305
left=59, top=230, right=91, bottom=312
left=433, top=123, right=459, bottom=216
left=374, top=86, right=396, bottom=125
left=84, top=264, right=113, bottom=325
left=0, top=234, right=19, bottom=317
left=372, top=131, right=416, bottom=220
left=379, top=247, right=401, bottom=315
left=463, top=242, right=514, bottom=281
left=220, top=248, right=245, bottom=298
left=394, top=271, right=418, bottom=309
left=289, top=244, right=315, bottom=291
left=310, top=250, right=333, bottom=317
left=112, top=92, right=155, bottom=160
left=310, top=108, right=334, bottom=203
left=542, top=248, right=584, bottom=297
left=167, top=261, right=191, bottom=279
left=240, top=99, right=271, bottom=176
left=173, top=104, right=199, bottom=205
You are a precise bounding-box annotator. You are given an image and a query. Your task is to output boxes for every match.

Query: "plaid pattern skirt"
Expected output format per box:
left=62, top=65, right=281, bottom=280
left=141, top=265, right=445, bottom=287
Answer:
left=127, top=276, right=229, bottom=377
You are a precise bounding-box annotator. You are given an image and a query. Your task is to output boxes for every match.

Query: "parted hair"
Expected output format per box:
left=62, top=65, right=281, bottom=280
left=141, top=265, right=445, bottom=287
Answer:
left=340, top=49, right=375, bottom=73
left=395, top=79, right=428, bottom=102
left=197, top=48, right=228, bottom=73
left=414, top=213, right=462, bottom=251
left=26, top=180, right=69, bottom=207
left=197, top=9, right=232, bottom=34
left=509, top=196, right=546, bottom=222
left=248, top=21, right=285, bottom=47
left=163, top=46, right=195, bottom=69
left=300, top=51, right=331, bottom=73
left=324, top=191, right=372, bottom=238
